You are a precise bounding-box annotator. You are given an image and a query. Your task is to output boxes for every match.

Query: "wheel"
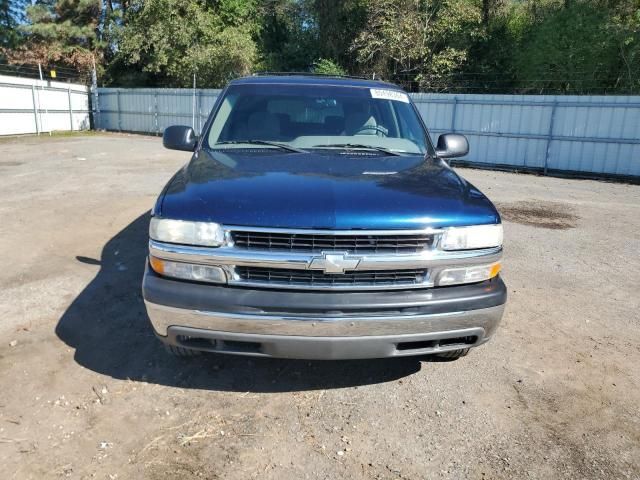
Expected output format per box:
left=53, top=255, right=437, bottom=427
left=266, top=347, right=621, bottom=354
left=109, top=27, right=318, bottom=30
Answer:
left=434, top=348, right=470, bottom=360
left=164, top=344, right=201, bottom=357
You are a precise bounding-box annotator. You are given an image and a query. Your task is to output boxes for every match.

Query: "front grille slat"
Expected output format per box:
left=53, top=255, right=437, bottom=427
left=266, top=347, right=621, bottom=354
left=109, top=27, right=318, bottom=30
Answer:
left=232, top=231, right=434, bottom=253
left=236, top=267, right=428, bottom=287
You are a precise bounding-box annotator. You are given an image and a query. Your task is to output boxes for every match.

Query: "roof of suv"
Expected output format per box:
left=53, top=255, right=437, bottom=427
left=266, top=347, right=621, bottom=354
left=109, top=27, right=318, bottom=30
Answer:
left=231, top=74, right=404, bottom=91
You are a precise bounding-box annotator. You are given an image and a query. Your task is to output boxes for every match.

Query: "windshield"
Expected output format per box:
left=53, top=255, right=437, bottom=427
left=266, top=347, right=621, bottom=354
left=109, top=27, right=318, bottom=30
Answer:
left=205, top=83, right=431, bottom=155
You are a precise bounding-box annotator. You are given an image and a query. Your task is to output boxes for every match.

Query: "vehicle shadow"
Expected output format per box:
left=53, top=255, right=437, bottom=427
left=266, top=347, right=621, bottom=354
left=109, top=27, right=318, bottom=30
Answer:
left=55, top=212, right=424, bottom=392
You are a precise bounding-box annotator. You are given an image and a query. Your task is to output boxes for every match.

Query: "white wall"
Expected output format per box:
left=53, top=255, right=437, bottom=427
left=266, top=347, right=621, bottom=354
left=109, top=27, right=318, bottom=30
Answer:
left=0, top=74, right=90, bottom=135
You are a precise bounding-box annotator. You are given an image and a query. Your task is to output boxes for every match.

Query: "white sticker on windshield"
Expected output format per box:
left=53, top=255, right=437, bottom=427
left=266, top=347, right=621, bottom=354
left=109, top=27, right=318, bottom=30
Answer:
left=370, top=88, right=410, bottom=103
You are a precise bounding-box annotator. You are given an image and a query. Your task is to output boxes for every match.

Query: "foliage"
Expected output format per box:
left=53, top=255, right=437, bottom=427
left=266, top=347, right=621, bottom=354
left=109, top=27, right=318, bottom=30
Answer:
left=0, top=0, right=28, bottom=50
left=311, top=0, right=369, bottom=72
left=1, top=0, right=638, bottom=92
left=610, top=0, right=640, bottom=92
left=113, top=0, right=257, bottom=87
left=258, top=0, right=318, bottom=72
left=312, top=58, right=346, bottom=76
left=352, top=0, right=486, bottom=91
left=5, top=0, right=103, bottom=73
left=511, top=0, right=640, bottom=93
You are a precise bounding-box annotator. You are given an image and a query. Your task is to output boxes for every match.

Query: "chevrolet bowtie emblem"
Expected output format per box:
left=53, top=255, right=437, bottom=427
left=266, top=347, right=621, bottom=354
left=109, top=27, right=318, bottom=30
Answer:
left=309, top=252, right=361, bottom=274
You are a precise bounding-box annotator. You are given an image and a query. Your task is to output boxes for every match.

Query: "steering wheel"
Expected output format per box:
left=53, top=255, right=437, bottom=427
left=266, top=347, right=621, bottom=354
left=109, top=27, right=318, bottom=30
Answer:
left=355, top=125, right=388, bottom=137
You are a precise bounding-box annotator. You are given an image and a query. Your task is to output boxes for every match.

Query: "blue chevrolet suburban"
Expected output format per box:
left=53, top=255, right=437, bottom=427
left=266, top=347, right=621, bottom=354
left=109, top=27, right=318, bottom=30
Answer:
left=142, top=75, right=506, bottom=360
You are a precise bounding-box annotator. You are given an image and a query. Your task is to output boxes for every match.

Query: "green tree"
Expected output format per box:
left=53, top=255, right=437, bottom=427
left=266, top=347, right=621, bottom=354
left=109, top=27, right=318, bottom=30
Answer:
left=258, top=0, right=366, bottom=73
left=114, top=0, right=258, bottom=87
left=511, top=0, right=640, bottom=93
left=5, top=0, right=103, bottom=74
left=463, top=0, right=522, bottom=92
left=258, top=0, right=318, bottom=71
left=0, top=0, right=28, bottom=50
left=2, top=0, right=637, bottom=93
left=609, top=0, right=640, bottom=92
left=312, top=57, right=346, bottom=75
left=312, top=0, right=368, bottom=72
left=352, top=0, right=486, bottom=90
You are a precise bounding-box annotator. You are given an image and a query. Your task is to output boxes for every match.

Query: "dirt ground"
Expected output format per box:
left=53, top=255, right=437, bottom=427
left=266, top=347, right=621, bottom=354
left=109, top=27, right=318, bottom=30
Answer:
left=0, top=133, right=639, bottom=480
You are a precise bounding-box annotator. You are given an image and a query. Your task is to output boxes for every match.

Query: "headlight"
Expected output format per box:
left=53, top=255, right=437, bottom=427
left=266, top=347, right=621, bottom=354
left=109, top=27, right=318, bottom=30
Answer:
left=149, top=218, right=225, bottom=247
left=149, top=256, right=227, bottom=284
left=437, top=262, right=501, bottom=286
left=441, top=224, right=503, bottom=250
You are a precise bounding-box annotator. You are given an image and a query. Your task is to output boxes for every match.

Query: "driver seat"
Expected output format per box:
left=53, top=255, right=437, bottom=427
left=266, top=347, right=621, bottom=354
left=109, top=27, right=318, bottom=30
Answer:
left=344, top=112, right=378, bottom=136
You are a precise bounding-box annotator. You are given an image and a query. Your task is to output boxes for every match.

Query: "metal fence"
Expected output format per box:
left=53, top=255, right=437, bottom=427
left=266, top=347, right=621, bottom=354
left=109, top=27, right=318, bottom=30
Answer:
left=414, top=93, right=640, bottom=177
left=93, top=88, right=221, bottom=138
left=0, top=75, right=90, bottom=135
left=93, top=87, right=640, bottom=178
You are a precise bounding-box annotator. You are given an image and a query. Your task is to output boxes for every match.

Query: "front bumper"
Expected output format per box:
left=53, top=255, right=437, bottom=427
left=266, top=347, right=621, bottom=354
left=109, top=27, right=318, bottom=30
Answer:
left=142, top=266, right=506, bottom=359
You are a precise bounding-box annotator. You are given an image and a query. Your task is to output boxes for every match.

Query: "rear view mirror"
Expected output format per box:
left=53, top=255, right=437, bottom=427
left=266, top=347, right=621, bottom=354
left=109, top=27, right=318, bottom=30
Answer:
left=435, top=133, right=469, bottom=158
left=163, top=125, right=197, bottom=152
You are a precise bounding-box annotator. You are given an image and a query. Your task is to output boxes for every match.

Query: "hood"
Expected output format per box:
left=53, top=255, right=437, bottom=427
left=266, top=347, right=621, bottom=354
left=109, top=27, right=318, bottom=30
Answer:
left=158, top=149, right=500, bottom=229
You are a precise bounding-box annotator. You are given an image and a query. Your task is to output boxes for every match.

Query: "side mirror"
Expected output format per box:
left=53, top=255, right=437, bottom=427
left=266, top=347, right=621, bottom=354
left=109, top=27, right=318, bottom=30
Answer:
left=435, top=133, right=469, bottom=158
left=163, top=125, right=197, bottom=152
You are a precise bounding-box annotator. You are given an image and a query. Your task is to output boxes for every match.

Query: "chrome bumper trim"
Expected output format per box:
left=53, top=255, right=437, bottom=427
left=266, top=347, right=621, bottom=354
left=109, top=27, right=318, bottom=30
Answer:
left=145, top=301, right=505, bottom=338
left=226, top=277, right=433, bottom=291
left=149, top=240, right=502, bottom=272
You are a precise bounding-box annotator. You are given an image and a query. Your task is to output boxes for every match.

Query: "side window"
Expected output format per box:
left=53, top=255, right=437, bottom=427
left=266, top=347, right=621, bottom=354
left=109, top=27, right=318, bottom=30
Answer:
left=209, top=93, right=239, bottom=144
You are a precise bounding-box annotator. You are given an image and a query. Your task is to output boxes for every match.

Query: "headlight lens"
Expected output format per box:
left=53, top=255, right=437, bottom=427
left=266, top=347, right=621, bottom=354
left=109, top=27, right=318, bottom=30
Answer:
left=149, top=256, right=227, bottom=283
left=441, top=224, right=503, bottom=251
left=437, top=262, right=501, bottom=286
left=149, top=218, right=225, bottom=247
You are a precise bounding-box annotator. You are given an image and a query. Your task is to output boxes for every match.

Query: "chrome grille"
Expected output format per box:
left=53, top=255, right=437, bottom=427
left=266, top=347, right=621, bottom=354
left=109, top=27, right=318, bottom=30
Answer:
left=236, top=266, right=428, bottom=288
left=231, top=231, right=434, bottom=253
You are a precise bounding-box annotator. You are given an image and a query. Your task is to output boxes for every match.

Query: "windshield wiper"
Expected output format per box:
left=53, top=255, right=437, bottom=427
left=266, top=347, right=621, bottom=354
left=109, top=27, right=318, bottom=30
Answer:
left=311, top=143, right=403, bottom=156
left=213, top=140, right=307, bottom=153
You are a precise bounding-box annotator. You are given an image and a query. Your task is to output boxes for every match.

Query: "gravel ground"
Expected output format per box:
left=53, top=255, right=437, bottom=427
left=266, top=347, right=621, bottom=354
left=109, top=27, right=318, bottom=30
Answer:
left=0, top=133, right=639, bottom=480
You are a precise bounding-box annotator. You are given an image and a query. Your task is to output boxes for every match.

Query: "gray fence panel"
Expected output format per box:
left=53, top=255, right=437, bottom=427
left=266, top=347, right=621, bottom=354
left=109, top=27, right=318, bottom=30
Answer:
left=94, top=88, right=640, bottom=178
left=413, top=93, right=640, bottom=176
left=95, top=88, right=221, bottom=135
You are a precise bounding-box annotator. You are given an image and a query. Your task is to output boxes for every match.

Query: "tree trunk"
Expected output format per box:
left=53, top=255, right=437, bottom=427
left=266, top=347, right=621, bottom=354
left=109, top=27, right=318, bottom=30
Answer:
left=482, top=0, right=490, bottom=25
